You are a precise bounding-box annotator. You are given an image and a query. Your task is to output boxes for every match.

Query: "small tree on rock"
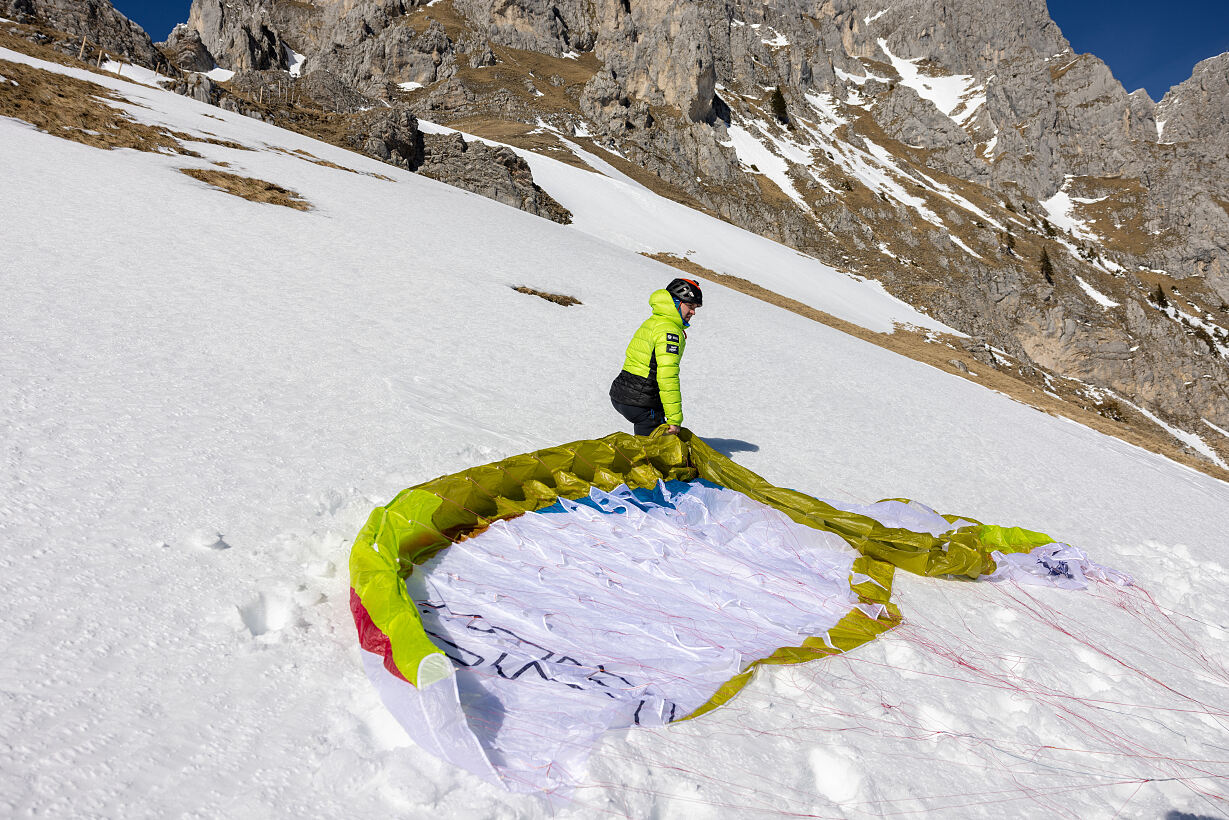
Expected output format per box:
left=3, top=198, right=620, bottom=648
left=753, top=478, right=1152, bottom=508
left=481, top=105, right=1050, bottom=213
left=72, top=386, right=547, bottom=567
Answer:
left=769, top=86, right=789, bottom=126
left=1039, top=247, right=1055, bottom=285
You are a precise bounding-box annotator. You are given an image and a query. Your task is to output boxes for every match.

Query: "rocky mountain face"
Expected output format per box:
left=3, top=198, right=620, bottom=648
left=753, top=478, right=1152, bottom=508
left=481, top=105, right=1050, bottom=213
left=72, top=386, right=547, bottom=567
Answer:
left=0, top=0, right=569, bottom=223
left=8, top=0, right=1225, bottom=465
left=1155, top=53, right=1229, bottom=296
left=167, top=0, right=1227, bottom=464
left=0, top=0, right=162, bottom=66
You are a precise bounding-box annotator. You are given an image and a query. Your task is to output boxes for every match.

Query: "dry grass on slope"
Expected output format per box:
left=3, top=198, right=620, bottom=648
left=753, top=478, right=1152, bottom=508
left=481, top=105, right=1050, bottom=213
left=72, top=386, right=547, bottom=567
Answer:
left=0, top=18, right=137, bottom=78
left=644, top=252, right=1229, bottom=483
left=0, top=57, right=200, bottom=155
left=403, top=0, right=473, bottom=41
left=179, top=168, right=312, bottom=211
left=513, top=286, right=581, bottom=306
left=270, top=146, right=394, bottom=180
left=0, top=56, right=251, bottom=159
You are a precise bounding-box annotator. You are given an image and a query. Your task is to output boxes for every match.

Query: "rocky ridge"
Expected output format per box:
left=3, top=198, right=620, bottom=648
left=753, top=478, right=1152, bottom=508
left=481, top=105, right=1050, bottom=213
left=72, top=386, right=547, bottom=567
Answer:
left=0, top=1, right=569, bottom=223
left=168, top=0, right=1228, bottom=465
left=0, top=0, right=164, bottom=67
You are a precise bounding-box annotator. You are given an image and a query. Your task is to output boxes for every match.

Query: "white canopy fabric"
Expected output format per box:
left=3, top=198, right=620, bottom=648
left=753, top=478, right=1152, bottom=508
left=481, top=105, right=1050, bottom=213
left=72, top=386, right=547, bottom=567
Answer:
left=361, top=484, right=1131, bottom=797
left=984, top=543, right=1134, bottom=589
left=385, top=480, right=869, bottom=795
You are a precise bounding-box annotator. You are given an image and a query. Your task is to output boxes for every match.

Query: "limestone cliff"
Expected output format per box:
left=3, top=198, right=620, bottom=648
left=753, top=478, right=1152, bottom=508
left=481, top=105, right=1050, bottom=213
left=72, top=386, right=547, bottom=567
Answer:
left=164, top=0, right=1229, bottom=464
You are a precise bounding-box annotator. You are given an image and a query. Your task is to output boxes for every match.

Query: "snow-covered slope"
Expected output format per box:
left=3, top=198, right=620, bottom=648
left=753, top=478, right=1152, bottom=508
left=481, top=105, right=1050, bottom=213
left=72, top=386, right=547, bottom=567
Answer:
left=2, top=49, right=1227, bottom=818
left=419, top=118, right=954, bottom=337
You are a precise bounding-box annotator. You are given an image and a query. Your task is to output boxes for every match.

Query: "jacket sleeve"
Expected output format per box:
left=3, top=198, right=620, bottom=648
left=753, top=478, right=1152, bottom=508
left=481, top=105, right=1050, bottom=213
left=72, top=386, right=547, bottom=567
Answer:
left=653, top=328, right=685, bottom=424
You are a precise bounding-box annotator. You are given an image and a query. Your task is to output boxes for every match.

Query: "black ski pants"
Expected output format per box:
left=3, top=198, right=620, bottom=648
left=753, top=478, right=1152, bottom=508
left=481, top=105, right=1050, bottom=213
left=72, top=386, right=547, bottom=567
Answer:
left=611, top=398, right=665, bottom=437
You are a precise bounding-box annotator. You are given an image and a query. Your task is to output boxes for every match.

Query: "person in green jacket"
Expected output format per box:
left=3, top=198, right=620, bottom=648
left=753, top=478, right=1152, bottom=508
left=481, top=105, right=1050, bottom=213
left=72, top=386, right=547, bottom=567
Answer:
left=609, top=278, right=703, bottom=435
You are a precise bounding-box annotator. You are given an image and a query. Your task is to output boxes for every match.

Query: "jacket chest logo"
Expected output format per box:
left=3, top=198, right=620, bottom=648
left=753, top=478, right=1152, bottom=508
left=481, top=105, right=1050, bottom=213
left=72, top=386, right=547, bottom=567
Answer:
left=666, top=333, right=679, bottom=343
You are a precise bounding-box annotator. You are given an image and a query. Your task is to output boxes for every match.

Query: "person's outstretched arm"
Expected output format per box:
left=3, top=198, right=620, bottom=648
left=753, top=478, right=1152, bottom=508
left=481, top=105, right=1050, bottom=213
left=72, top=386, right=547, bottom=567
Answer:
left=654, top=330, right=684, bottom=429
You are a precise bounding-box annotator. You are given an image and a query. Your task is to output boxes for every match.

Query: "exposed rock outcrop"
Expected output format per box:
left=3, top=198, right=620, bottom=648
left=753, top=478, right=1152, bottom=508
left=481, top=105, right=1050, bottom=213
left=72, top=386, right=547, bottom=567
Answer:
left=342, top=107, right=571, bottom=223
left=1151, top=54, right=1229, bottom=300
left=348, top=106, right=425, bottom=169
left=157, top=24, right=215, bottom=73
left=182, top=0, right=465, bottom=96
left=0, top=0, right=162, bottom=66
left=418, top=132, right=571, bottom=223
left=171, top=71, right=218, bottom=105
left=186, top=0, right=286, bottom=72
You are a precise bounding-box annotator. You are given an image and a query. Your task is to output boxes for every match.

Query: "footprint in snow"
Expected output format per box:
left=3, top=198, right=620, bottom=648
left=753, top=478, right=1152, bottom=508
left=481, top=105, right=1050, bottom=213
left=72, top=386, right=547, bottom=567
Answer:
left=188, top=529, right=231, bottom=550
left=238, top=591, right=294, bottom=638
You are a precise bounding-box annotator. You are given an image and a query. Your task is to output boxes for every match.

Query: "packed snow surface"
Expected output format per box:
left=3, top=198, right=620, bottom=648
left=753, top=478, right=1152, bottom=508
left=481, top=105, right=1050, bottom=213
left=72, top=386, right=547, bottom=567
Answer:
left=1075, top=275, right=1121, bottom=309
left=99, top=59, right=166, bottom=87
left=1041, top=177, right=1101, bottom=242
left=835, top=64, right=890, bottom=87
left=2, top=46, right=1228, bottom=819
left=878, top=39, right=986, bottom=128
left=421, top=116, right=954, bottom=336
left=285, top=45, right=307, bottom=78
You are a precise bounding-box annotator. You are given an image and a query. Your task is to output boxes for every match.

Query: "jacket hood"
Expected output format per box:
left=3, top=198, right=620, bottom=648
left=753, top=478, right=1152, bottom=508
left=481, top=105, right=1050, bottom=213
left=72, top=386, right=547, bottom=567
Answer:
left=649, top=289, right=686, bottom=328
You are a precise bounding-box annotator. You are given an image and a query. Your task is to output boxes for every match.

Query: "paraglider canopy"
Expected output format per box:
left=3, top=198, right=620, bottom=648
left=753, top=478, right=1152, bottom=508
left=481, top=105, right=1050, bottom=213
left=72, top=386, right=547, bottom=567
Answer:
left=349, top=430, right=1126, bottom=797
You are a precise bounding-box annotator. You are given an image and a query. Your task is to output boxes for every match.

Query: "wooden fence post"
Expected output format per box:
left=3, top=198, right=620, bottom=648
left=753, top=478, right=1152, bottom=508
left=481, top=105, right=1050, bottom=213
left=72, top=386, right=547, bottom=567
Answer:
left=77, top=35, right=87, bottom=61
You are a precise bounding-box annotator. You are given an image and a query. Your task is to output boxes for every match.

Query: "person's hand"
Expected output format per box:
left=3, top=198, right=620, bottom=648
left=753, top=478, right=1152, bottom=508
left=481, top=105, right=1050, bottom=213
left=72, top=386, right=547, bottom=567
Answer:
left=665, top=425, right=681, bottom=435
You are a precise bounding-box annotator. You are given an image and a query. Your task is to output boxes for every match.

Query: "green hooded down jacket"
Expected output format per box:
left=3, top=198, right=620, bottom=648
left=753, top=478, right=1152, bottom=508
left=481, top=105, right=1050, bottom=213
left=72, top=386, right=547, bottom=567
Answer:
left=609, top=288, right=688, bottom=424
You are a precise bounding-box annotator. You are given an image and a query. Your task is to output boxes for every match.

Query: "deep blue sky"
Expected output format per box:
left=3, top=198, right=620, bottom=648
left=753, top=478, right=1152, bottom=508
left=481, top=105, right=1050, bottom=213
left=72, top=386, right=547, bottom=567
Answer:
left=1048, top=0, right=1229, bottom=99
left=111, top=1, right=192, bottom=44
left=116, top=0, right=1227, bottom=100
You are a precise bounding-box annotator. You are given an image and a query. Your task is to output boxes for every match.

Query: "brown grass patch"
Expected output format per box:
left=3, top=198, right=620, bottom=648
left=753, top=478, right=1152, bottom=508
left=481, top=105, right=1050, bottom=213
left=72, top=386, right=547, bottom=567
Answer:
left=488, top=45, right=600, bottom=97
left=442, top=44, right=598, bottom=121
left=0, top=19, right=89, bottom=70
left=570, top=134, right=716, bottom=214
left=0, top=57, right=200, bottom=155
left=1, top=19, right=101, bottom=69
left=445, top=117, right=590, bottom=166
left=180, top=168, right=311, bottom=210
left=444, top=117, right=593, bottom=171
left=0, top=19, right=167, bottom=88
left=405, top=0, right=474, bottom=40
left=513, top=286, right=581, bottom=306
left=1065, top=175, right=1161, bottom=257
left=1049, top=54, right=1085, bottom=82
left=187, top=134, right=252, bottom=151
left=269, top=145, right=392, bottom=178
left=643, top=252, right=1229, bottom=482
